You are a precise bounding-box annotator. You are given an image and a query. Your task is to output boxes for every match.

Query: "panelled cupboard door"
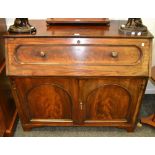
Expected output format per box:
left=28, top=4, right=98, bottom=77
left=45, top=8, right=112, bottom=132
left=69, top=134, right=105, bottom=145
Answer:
left=79, top=78, right=146, bottom=126
left=12, top=77, right=79, bottom=125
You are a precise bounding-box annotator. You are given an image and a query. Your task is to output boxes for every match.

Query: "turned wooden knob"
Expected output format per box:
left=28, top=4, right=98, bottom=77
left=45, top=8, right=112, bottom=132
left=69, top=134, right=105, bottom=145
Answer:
left=111, top=51, right=118, bottom=58
left=40, top=51, right=46, bottom=57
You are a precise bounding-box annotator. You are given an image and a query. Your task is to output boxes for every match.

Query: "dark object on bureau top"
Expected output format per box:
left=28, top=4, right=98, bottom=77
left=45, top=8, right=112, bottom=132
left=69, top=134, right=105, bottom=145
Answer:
left=46, top=18, right=110, bottom=26
left=119, top=18, right=148, bottom=35
left=8, top=18, right=36, bottom=34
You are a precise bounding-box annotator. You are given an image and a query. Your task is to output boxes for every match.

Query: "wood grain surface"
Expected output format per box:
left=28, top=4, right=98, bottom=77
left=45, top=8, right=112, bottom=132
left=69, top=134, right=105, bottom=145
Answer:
left=5, top=38, right=151, bottom=76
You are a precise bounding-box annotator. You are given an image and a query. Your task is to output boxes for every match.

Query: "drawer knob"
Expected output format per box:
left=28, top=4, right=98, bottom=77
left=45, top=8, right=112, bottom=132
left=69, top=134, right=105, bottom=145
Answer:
left=40, top=51, right=46, bottom=57
left=111, top=51, right=118, bottom=58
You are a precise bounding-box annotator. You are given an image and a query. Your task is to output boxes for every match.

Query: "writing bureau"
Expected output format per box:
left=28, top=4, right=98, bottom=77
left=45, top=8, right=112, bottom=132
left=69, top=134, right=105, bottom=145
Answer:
left=3, top=20, right=153, bottom=132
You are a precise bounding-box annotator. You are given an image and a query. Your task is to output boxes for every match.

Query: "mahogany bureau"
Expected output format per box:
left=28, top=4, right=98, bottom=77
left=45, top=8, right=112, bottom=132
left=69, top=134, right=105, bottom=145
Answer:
left=3, top=20, right=153, bottom=132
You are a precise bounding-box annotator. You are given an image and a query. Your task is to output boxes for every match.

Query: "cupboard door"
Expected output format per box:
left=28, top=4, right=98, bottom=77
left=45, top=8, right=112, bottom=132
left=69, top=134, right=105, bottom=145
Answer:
left=12, top=77, right=79, bottom=124
left=79, top=78, right=146, bottom=125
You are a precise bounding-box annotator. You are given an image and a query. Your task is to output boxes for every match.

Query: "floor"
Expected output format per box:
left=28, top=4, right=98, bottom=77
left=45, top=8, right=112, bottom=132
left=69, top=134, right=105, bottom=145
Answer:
left=14, top=95, right=155, bottom=137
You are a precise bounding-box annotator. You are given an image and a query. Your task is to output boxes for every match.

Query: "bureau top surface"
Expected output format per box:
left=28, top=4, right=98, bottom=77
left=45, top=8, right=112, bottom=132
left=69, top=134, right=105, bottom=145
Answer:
left=2, top=20, right=154, bottom=39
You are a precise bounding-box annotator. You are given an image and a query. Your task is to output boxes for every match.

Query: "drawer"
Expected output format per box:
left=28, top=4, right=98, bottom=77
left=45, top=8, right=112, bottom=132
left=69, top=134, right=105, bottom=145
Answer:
left=15, top=44, right=142, bottom=66
left=6, top=38, right=151, bottom=76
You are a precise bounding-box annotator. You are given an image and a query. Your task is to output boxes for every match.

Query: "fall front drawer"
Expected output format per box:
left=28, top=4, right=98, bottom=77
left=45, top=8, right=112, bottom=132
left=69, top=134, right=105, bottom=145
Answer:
left=6, top=38, right=150, bottom=76
left=15, top=44, right=141, bottom=65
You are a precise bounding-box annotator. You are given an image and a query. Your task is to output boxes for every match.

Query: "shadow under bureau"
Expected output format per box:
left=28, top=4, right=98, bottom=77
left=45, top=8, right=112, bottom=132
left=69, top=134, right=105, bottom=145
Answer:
left=3, top=20, right=153, bottom=132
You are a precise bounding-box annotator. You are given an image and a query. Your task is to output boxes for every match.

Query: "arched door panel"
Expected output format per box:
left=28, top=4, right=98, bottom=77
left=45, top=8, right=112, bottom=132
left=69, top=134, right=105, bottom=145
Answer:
left=26, top=84, right=72, bottom=119
left=79, top=78, right=144, bottom=124
left=85, top=85, right=131, bottom=120
left=14, top=78, right=78, bottom=123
